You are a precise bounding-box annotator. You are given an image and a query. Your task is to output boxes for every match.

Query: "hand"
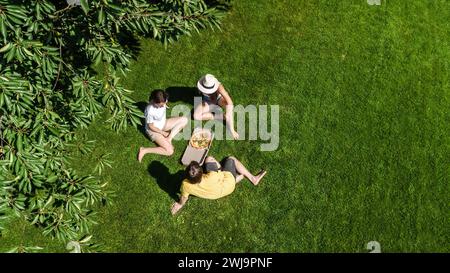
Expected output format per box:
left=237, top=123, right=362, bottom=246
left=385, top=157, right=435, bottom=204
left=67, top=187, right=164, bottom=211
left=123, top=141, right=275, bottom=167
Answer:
left=171, top=202, right=183, bottom=215
left=231, top=130, right=240, bottom=140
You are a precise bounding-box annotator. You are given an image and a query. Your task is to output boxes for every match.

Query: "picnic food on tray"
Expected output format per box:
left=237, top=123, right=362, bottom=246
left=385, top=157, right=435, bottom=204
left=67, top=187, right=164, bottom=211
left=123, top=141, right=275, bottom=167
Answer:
left=181, top=129, right=214, bottom=166
left=190, top=131, right=212, bottom=149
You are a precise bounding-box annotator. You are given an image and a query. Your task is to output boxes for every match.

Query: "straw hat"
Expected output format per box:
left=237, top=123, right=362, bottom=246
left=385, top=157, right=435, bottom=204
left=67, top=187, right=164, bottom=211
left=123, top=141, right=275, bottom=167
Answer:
left=197, top=74, right=220, bottom=94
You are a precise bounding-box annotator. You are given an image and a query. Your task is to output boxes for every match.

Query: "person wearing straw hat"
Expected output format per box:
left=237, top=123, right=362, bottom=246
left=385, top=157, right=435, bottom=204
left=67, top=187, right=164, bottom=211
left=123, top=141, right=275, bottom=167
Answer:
left=193, top=74, right=240, bottom=140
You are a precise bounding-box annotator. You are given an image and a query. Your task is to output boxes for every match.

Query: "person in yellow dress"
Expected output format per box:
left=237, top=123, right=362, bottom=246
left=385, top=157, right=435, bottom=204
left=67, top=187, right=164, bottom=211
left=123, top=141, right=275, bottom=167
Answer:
left=171, top=156, right=267, bottom=215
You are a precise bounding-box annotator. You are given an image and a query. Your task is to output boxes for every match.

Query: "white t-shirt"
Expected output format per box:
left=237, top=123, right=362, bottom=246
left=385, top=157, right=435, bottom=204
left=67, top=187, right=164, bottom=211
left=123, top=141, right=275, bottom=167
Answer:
left=144, top=104, right=166, bottom=131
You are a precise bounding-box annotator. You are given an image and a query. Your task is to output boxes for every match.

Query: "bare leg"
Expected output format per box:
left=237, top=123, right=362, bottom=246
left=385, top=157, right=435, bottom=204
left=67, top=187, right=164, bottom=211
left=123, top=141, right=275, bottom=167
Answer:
left=228, top=156, right=266, bottom=185
left=138, top=134, right=174, bottom=162
left=164, top=116, right=188, bottom=142
left=193, top=102, right=215, bottom=120
left=193, top=102, right=225, bottom=121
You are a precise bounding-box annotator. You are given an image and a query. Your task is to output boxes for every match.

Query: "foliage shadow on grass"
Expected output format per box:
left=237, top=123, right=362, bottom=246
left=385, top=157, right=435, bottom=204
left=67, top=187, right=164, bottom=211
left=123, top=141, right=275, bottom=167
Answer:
left=117, top=31, right=142, bottom=61
left=204, top=0, right=232, bottom=11
left=147, top=161, right=184, bottom=201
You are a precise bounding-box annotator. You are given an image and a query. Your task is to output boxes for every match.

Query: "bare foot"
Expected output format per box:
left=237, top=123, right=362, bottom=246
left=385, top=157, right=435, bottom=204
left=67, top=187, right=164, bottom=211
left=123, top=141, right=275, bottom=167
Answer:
left=138, top=147, right=145, bottom=163
left=252, top=170, right=267, bottom=185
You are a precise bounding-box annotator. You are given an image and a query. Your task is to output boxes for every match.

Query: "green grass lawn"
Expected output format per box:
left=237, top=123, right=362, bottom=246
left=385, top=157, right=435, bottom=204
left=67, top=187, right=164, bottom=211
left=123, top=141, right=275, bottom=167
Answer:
left=1, top=0, right=449, bottom=252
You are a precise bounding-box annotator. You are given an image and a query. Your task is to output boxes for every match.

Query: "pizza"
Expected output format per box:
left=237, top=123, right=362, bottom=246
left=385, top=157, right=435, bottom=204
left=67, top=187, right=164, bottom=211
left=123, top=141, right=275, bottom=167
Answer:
left=190, top=132, right=211, bottom=149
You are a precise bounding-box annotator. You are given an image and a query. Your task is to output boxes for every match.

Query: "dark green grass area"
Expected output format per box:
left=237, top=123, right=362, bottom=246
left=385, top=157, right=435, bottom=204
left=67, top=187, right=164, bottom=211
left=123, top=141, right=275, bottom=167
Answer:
left=1, top=0, right=449, bottom=252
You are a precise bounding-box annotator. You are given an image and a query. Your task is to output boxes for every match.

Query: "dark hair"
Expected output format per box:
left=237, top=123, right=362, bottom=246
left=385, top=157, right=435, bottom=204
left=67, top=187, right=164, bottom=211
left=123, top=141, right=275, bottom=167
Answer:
left=150, top=89, right=168, bottom=104
left=186, top=161, right=203, bottom=184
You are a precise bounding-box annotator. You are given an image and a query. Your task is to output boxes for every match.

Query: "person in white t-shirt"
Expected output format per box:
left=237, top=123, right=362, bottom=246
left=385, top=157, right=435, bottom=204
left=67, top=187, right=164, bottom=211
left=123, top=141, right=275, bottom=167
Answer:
left=138, top=90, right=188, bottom=162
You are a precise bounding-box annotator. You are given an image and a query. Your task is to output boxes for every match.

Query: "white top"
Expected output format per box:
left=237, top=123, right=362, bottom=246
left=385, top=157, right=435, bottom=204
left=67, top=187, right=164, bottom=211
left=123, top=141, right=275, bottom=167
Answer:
left=144, top=104, right=166, bottom=131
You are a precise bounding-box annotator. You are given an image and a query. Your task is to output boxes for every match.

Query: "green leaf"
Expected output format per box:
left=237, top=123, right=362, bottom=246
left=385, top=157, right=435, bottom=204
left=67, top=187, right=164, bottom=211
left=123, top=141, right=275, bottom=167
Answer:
left=22, top=47, right=33, bottom=57
left=0, top=43, right=12, bottom=53
left=79, top=235, right=93, bottom=244
left=0, top=19, right=7, bottom=40
left=47, top=175, right=58, bottom=183
left=93, top=51, right=102, bottom=65
left=6, top=46, right=16, bottom=62
left=98, top=8, right=105, bottom=25
left=80, top=0, right=90, bottom=15
left=16, top=134, right=23, bottom=152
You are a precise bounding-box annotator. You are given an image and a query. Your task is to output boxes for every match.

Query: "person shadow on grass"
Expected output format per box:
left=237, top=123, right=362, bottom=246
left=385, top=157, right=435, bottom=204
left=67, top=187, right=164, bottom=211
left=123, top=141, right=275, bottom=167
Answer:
left=147, top=161, right=184, bottom=201
left=165, top=86, right=198, bottom=105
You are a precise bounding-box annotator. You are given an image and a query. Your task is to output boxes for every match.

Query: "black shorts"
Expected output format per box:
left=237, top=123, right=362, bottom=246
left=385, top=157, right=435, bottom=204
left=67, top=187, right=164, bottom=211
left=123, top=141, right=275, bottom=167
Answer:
left=204, top=157, right=237, bottom=179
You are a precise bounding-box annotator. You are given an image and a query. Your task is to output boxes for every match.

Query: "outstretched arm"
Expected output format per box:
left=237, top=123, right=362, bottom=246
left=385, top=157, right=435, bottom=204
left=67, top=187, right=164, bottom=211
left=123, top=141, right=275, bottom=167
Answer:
left=217, top=84, right=239, bottom=139
left=171, top=196, right=188, bottom=215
